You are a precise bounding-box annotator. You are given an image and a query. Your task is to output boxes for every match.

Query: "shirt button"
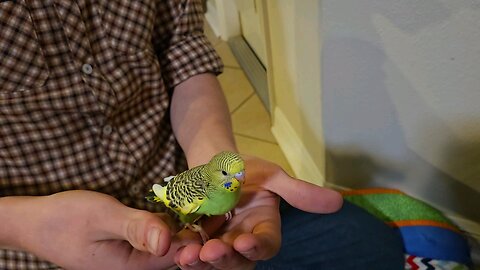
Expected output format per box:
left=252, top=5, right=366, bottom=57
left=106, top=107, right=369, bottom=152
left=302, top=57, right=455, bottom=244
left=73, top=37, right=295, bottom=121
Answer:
left=82, top=63, right=93, bottom=75
left=131, top=183, right=142, bottom=195
left=103, top=125, right=113, bottom=135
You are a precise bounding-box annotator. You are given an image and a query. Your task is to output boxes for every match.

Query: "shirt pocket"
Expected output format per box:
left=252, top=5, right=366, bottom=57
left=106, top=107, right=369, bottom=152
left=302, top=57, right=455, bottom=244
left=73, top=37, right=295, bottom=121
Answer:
left=0, top=1, right=49, bottom=96
left=97, top=0, right=156, bottom=54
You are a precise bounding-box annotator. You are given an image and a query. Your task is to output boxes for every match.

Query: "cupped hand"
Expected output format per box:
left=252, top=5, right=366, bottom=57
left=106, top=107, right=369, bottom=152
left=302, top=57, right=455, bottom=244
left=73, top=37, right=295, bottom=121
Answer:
left=19, top=190, right=202, bottom=270
left=174, top=155, right=343, bottom=270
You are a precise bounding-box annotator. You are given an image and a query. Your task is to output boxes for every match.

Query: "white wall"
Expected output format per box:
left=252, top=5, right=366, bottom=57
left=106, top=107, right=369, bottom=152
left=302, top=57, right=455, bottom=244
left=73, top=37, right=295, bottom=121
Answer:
left=221, top=0, right=480, bottom=233
left=322, top=1, right=480, bottom=225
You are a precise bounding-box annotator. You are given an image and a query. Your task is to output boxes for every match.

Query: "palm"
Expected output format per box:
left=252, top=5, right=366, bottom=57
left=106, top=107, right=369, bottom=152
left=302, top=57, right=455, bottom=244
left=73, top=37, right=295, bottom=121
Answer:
left=215, top=178, right=281, bottom=243
left=175, top=156, right=343, bottom=269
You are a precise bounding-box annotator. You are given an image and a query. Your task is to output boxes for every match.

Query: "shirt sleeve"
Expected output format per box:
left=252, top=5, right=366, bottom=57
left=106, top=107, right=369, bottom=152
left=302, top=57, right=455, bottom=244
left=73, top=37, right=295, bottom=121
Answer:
left=153, top=0, right=224, bottom=89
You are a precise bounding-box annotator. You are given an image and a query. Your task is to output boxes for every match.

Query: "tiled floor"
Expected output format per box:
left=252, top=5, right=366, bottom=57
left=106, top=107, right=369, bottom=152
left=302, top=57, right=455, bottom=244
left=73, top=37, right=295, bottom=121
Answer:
left=204, top=22, right=294, bottom=176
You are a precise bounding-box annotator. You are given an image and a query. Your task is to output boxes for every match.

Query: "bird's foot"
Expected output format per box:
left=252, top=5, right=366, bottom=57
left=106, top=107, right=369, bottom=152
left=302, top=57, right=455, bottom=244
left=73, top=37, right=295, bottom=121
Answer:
left=224, top=211, right=233, bottom=221
left=186, top=223, right=209, bottom=244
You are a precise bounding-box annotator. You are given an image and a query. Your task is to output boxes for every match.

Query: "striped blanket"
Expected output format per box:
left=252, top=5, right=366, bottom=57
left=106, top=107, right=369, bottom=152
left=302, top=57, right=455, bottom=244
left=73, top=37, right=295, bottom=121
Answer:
left=342, top=188, right=473, bottom=270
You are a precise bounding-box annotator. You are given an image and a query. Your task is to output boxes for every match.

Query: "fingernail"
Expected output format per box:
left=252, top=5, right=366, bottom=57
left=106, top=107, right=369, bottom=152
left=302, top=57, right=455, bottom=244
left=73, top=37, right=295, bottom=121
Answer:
left=187, top=259, right=200, bottom=266
left=208, top=259, right=220, bottom=265
left=208, top=255, right=225, bottom=265
left=241, top=248, right=256, bottom=259
left=147, top=227, right=160, bottom=254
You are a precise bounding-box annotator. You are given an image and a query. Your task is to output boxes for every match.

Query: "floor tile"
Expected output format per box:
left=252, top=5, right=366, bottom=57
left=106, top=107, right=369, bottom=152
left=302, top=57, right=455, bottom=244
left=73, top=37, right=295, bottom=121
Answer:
left=231, top=94, right=276, bottom=143
left=215, top=42, right=241, bottom=68
left=235, top=135, right=294, bottom=177
left=217, top=67, right=254, bottom=112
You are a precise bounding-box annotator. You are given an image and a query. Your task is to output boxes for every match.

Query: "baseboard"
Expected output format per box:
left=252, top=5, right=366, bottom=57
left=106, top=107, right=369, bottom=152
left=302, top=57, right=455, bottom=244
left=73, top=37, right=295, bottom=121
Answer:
left=446, top=214, right=480, bottom=266
left=448, top=214, right=480, bottom=240
left=228, top=36, right=270, bottom=110
left=271, top=107, right=325, bottom=186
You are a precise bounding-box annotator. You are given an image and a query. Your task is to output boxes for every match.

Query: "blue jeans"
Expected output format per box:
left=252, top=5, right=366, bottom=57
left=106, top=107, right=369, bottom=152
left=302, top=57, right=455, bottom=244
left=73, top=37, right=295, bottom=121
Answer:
left=256, top=200, right=405, bottom=270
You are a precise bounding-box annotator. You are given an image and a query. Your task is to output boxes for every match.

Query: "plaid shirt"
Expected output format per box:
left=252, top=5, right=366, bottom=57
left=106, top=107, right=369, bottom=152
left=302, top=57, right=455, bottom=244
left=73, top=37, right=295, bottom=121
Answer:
left=0, top=0, right=222, bottom=268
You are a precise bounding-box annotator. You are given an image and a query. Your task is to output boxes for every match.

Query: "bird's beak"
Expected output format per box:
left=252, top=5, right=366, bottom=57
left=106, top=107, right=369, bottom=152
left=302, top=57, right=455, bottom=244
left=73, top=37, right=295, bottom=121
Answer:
left=234, top=170, right=245, bottom=181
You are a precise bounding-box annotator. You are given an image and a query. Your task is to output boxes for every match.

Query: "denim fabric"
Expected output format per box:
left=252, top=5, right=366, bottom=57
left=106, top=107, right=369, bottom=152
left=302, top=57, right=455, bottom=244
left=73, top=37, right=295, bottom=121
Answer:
left=256, top=200, right=405, bottom=270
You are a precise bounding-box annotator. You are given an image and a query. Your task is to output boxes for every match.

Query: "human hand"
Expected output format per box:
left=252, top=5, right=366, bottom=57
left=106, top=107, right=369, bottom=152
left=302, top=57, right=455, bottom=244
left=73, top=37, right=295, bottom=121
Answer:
left=14, top=190, right=200, bottom=270
left=174, top=155, right=344, bottom=269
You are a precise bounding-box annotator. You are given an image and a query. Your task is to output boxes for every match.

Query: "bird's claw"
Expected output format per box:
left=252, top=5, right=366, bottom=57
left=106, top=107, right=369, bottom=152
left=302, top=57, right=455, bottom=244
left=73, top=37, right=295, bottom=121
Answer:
left=184, top=212, right=233, bottom=244
left=186, top=223, right=209, bottom=244
left=225, top=211, right=233, bottom=221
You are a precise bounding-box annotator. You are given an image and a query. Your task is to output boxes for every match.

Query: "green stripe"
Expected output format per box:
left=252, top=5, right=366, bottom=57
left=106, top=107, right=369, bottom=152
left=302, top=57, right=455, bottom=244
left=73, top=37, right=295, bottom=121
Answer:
left=344, top=193, right=456, bottom=226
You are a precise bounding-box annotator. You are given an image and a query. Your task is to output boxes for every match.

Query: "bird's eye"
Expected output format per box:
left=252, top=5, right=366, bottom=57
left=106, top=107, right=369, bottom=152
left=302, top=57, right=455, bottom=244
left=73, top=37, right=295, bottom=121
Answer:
left=221, top=170, right=227, bottom=176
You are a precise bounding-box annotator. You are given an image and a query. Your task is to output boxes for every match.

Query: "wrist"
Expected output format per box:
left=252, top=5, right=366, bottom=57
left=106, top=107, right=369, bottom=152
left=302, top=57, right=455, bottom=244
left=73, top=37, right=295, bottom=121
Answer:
left=0, top=196, right=41, bottom=251
left=171, top=73, right=238, bottom=167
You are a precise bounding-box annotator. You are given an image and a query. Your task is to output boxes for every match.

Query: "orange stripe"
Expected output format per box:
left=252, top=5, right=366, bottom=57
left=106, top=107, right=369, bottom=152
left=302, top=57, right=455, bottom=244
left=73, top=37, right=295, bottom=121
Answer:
left=341, top=188, right=404, bottom=196
left=386, top=220, right=461, bottom=233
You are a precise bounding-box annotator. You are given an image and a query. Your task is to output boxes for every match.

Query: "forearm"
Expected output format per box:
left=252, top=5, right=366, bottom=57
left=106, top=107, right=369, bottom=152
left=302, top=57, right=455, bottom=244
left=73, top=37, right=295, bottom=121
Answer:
left=0, top=196, right=39, bottom=251
left=171, top=73, right=237, bottom=167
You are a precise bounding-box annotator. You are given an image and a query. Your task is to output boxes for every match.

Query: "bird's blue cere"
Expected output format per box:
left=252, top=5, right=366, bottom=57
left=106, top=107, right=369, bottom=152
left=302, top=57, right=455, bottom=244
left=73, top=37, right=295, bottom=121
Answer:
left=235, top=171, right=245, bottom=181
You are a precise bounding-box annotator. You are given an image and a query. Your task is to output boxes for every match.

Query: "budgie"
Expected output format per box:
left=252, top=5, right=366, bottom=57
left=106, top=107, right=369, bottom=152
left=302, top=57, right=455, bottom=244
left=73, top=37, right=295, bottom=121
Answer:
left=146, top=151, right=245, bottom=243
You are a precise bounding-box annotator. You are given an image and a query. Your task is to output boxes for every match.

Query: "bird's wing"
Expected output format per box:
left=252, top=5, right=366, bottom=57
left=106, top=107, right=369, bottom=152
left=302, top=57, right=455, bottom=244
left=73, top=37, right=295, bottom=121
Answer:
left=167, top=169, right=209, bottom=216
left=179, top=198, right=203, bottom=215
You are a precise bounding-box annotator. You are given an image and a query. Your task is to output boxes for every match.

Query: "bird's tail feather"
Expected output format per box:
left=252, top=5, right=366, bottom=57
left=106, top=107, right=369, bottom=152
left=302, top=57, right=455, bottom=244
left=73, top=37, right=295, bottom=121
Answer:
left=145, top=184, right=166, bottom=203
left=145, top=189, right=161, bottom=203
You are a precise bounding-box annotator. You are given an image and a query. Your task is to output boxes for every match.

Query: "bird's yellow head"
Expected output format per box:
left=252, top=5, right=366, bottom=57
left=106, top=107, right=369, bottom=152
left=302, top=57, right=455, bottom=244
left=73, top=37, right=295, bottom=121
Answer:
left=209, top=151, right=245, bottom=185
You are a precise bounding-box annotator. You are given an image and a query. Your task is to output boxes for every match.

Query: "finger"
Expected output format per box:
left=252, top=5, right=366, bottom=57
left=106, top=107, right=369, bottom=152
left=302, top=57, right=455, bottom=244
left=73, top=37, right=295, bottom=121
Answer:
left=234, top=219, right=281, bottom=261
left=262, top=169, right=343, bottom=213
left=200, top=239, right=252, bottom=270
left=143, top=227, right=207, bottom=269
left=175, top=243, right=210, bottom=269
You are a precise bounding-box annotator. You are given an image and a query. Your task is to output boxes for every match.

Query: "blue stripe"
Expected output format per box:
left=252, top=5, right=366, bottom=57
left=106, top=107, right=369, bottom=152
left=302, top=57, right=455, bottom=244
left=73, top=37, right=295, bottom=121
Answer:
left=395, top=226, right=471, bottom=265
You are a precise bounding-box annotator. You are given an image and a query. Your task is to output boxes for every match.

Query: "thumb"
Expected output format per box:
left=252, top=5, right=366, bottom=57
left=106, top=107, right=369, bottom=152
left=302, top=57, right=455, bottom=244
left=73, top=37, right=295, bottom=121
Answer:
left=122, top=211, right=174, bottom=256
left=262, top=169, right=344, bottom=214
left=97, top=198, right=175, bottom=256
left=244, top=155, right=343, bottom=213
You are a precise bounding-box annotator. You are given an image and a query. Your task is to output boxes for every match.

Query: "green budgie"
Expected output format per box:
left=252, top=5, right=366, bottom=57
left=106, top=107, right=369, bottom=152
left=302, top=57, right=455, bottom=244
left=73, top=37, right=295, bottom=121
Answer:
left=146, top=151, right=245, bottom=243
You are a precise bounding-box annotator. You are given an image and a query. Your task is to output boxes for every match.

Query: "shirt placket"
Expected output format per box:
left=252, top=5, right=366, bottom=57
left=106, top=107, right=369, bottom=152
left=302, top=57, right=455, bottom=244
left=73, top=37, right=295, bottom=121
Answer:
left=50, top=0, right=141, bottom=194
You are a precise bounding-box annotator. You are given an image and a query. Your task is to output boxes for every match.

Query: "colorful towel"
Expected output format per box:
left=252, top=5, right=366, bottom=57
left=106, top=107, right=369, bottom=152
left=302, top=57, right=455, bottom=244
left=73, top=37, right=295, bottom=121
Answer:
left=342, top=188, right=473, bottom=269
left=405, top=255, right=470, bottom=270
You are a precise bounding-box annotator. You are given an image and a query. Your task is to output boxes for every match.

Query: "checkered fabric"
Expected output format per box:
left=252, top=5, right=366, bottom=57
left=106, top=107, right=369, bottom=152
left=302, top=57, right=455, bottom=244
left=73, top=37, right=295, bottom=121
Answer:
left=0, top=0, right=223, bottom=269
